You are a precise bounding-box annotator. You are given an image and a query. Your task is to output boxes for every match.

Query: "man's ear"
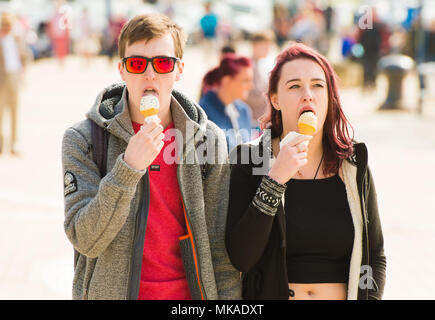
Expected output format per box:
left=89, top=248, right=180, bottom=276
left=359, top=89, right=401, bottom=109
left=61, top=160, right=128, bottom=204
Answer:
left=175, top=61, right=184, bottom=81
left=118, top=60, right=126, bottom=81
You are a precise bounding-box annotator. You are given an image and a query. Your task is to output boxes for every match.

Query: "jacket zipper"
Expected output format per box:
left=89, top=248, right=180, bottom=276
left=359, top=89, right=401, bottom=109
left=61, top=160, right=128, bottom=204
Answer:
left=182, top=200, right=207, bottom=300
left=178, top=140, right=207, bottom=300
left=127, top=172, right=150, bottom=299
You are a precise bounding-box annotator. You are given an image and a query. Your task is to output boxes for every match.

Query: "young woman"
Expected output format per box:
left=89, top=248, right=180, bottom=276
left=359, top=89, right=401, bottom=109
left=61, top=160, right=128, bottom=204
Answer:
left=199, top=54, right=254, bottom=152
left=225, top=43, right=386, bottom=300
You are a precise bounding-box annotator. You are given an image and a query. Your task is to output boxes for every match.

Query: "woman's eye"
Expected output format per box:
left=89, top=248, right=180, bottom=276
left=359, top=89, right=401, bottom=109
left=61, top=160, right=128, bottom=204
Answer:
left=313, top=83, right=324, bottom=88
left=289, top=84, right=300, bottom=89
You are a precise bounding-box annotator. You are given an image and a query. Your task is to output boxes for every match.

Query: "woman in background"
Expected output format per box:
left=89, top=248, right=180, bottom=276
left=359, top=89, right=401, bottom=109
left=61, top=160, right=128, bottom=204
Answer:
left=199, top=54, right=254, bottom=153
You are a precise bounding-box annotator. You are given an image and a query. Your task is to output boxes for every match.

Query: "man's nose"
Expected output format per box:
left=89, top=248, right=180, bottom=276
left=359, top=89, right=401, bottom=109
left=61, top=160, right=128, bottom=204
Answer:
left=143, top=61, right=156, bottom=80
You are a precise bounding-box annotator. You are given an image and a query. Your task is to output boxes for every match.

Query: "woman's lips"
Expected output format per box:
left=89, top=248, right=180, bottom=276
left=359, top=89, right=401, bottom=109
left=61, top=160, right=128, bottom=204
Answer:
left=299, top=107, right=315, bottom=117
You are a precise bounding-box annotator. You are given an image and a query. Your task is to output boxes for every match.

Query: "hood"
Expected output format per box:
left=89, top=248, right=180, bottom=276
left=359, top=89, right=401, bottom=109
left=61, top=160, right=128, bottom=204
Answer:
left=86, top=83, right=209, bottom=146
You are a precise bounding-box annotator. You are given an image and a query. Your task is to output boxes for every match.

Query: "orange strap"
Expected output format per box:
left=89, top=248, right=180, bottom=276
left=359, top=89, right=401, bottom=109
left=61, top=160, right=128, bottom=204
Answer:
left=182, top=201, right=204, bottom=300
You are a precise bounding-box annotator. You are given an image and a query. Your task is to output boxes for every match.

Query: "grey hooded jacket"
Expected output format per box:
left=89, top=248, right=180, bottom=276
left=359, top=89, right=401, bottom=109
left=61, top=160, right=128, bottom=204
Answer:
left=61, top=83, right=241, bottom=300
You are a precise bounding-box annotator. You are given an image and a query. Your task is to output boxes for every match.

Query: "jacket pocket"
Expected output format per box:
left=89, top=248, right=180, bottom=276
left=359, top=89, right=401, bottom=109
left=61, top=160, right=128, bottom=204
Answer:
left=179, top=235, right=203, bottom=300
left=72, top=254, right=96, bottom=300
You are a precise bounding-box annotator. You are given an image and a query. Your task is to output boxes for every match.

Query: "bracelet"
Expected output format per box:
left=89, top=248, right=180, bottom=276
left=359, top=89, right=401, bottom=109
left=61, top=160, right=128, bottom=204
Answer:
left=252, top=175, right=286, bottom=216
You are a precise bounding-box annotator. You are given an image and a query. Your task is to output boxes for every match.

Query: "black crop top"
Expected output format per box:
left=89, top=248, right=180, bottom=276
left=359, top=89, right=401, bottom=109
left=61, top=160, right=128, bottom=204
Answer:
left=285, top=174, right=354, bottom=283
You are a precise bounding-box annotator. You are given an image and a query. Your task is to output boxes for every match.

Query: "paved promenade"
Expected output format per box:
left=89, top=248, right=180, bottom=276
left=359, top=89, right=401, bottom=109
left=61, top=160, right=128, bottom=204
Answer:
left=0, top=46, right=434, bottom=299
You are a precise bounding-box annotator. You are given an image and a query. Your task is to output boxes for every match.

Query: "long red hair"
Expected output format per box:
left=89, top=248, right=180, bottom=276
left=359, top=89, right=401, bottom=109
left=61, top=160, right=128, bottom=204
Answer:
left=267, top=43, right=354, bottom=175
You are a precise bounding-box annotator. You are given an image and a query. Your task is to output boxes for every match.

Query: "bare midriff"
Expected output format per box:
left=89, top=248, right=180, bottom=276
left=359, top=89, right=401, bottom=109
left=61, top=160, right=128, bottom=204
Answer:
left=288, top=283, right=347, bottom=300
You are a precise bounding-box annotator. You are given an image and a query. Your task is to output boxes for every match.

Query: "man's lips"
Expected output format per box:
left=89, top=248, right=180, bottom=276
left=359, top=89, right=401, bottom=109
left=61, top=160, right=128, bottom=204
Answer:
left=143, top=87, right=158, bottom=97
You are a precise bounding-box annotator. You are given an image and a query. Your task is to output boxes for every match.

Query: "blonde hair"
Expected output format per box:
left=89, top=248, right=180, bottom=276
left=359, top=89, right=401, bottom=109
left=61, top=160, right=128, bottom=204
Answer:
left=118, top=13, right=186, bottom=59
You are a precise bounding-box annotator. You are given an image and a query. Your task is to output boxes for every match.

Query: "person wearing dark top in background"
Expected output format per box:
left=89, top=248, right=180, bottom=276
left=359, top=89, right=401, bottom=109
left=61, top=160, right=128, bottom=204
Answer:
left=357, top=9, right=390, bottom=90
left=225, top=43, right=386, bottom=300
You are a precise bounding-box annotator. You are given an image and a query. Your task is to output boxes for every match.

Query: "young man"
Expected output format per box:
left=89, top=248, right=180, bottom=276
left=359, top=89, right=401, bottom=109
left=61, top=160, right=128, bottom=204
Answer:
left=61, top=13, right=241, bottom=300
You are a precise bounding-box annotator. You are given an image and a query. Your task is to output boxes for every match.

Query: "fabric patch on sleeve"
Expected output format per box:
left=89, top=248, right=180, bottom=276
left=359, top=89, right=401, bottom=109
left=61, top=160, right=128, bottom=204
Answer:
left=64, top=171, right=78, bottom=197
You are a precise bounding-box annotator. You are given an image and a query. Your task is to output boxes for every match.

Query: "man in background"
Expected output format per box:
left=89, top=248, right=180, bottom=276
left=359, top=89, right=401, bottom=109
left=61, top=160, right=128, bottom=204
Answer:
left=0, top=12, right=30, bottom=155
left=245, top=30, right=276, bottom=128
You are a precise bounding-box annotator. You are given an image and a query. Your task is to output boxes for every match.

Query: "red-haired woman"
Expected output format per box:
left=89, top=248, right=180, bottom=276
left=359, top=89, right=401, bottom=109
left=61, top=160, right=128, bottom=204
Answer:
left=225, top=43, right=386, bottom=300
left=199, top=54, right=254, bottom=152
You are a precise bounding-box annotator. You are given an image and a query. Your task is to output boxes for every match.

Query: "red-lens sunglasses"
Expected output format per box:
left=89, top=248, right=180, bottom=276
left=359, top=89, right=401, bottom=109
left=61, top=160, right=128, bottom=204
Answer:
left=122, top=56, right=179, bottom=74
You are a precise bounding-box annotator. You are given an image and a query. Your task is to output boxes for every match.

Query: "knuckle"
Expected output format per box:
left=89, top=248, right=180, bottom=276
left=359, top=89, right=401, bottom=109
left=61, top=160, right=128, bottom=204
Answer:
left=138, top=128, right=147, bottom=137
left=145, top=123, right=154, bottom=131
left=144, top=135, right=152, bottom=144
left=283, top=144, right=293, bottom=152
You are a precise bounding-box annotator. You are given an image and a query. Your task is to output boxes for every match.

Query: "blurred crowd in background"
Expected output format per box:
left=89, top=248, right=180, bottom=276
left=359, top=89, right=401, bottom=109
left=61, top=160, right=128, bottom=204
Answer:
left=1, top=0, right=435, bottom=154
left=2, top=0, right=433, bottom=70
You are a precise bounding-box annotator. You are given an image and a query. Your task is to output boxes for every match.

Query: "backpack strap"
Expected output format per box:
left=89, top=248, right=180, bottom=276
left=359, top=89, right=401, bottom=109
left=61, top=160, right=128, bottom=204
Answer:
left=89, top=120, right=109, bottom=177
left=74, top=120, right=109, bottom=269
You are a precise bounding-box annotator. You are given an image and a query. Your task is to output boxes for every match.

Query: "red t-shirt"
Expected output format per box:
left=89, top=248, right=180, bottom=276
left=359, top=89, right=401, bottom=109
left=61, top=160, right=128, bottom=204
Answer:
left=132, top=121, right=191, bottom=300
